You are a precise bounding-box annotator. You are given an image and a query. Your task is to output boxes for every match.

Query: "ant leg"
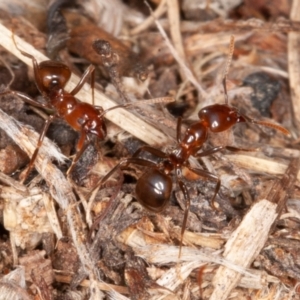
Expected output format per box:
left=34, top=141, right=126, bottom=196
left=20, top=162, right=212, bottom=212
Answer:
left=87, top=157, right=157, bottom=221
left=177, top=179, right=190, bottom=258
left=177, top=117, right=182, bottom=143
left=197, top=264, right=209, bottom=298
left=11, top=33, right=45, bottom=91
left=20, top=115, right=56, bottom=183
left=187, top=166, right=221, bottom=210
left=195, top=145, right=257, bottom=158
left=0, top=90, right=52, bottom=110
left=66, top=131, right=89, bottom=176
left=132, top=145, right=168, bottom=159
left=99, top=97, right=175, bottom=117
left=225, top=145, right=258, bottom=152
left=100, top=157, right=157, bottom=186
left=70, top=65, right=95, bottom=102
left=195, top=146, right=225, bottom=158
left=90, top=157, right=158, bottom=198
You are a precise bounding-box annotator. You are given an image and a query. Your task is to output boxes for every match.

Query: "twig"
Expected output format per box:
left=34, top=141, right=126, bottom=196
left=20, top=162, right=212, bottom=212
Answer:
left=288, top=0, right=300, bottom=132
left=209, top=157, right=299, bottom=300
left=224, top=153, right=300, bottom=181
left=144, top=1, right=208, bottom=100
left=54, top=273, right=129, bottom=295
left=130, top=0, right=167, bottom=35
left=0, top=172, right=27, bottom=192
left=166, top=0, right=188, bottom=81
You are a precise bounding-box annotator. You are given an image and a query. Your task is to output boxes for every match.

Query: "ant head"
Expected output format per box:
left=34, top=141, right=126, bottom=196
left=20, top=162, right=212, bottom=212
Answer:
left=199, top=104, right=246, bottom=133
left=37, top=61, right=71, bottom=93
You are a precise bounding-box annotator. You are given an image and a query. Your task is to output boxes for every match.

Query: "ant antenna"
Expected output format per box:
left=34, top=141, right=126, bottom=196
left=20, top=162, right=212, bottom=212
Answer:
left=244, top=115, right=291, bottom=135
left=99, top=97, right=174, bottom=117
left=0, top=56, right=15, bottom=88
left=222, top=35, right=235, bottom=106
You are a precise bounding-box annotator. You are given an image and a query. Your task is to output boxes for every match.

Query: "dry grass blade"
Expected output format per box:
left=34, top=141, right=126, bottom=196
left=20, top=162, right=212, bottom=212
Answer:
left=130, top=0, right=167, bottom=35
left=144, top=1, right=208, bottom=100
left=166, top=0, right=188, bottom=81
left=54, top=273, right=129, bottom=295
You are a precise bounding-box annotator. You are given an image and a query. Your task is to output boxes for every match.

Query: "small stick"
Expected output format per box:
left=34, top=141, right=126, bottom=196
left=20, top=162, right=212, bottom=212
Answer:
left=54, top=273, right=129, bottom=295
left=130, top=0, right=168, bottom=35
left=144, top=0, right=208, bottom=100
left=166, top=0, right=188, bottom=81
left=288, top=0, right=300, bottom=132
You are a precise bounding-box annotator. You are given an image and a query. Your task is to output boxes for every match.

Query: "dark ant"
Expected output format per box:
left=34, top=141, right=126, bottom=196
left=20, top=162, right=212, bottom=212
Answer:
left=0, top=33, right=172, bottom=183
left=90, top=36, right=290, bottom=256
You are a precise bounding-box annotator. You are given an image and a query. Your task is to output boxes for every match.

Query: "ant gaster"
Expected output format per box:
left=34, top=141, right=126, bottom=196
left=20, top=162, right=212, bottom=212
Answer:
left=0, top=34, right=169, bottom=183
left=92, top=36, right=290, bottom=256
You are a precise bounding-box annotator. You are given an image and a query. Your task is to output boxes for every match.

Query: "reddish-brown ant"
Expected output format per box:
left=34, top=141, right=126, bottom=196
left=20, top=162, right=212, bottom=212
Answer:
left=91, top=36, right=289, bottom=256
left=0, top=33, right=172, bottom=183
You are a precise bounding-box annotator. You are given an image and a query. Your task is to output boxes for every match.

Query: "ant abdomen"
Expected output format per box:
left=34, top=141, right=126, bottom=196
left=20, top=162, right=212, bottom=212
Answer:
left=135, top=169, right=172, bottom=212
left=198, top=104, right=246, bottom=133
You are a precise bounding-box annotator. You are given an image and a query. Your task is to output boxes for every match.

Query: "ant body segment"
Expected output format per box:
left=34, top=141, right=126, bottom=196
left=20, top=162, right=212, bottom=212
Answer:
left=93, top=37, right=289, bottom=256
left=0, top=34, right=106, bottom=182
left=0, top=34, right=171, bottom=182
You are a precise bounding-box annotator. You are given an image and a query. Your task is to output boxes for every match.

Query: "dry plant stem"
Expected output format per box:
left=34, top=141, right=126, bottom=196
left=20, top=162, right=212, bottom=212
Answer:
left=0, top=22, right=172, bottom=147
left=288, top=0, right=300, bottom=132
left=107, top=291, right=130, bottom=300
left=10, top=232, right=18, bottom=265
left=42, top=193, right=63, bottom=239
left=0, top=172, right=27, bottom=192
left=166, top=0, right=188, bottom=81
left=144, top=1, right=208, bottom=100
left=185, top=32, right=252, bottom=55
left=54, top=273, right=129, bottom=295
left=0, top=109, right=107, bottom=299
left=134, top=245, right=279, bottom=290
left=224, top=153, right=300, bottom=181
left=155, top=261, right=202, bottom=298
left=209, top=157, right=299, bottom=300
left=155, top=263, right=277, bottom=299
left=130, top=0, right=167, bottom=35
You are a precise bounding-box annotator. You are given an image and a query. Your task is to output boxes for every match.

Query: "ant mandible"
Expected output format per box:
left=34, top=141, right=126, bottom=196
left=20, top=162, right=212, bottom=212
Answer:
left=0, top=33, right=170, bottom=183
left=90, top=36, right=290, bottom=256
